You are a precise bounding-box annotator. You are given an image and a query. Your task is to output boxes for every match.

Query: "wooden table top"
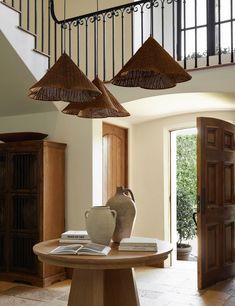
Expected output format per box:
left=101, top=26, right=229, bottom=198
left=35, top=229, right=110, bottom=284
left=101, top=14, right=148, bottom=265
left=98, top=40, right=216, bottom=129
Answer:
left=33, top=239, right=173, bottom=270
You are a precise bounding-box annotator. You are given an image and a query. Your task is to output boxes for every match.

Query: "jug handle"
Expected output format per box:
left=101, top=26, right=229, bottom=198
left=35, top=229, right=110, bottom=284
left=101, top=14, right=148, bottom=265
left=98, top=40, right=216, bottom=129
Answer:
left=111, top=210, right=117, bottom=219
left=85, top=210, right=90, bottom=219
left=123, top=188, right=135, bottom=202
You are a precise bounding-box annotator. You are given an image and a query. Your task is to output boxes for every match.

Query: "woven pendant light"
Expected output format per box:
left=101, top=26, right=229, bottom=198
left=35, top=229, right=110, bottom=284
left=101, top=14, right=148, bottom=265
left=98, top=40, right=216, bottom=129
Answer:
left=112, top=36, right=192, bottom=89
left=29, top=53, right=101, bottom=102
left=62, top=77, right=130, bottom=118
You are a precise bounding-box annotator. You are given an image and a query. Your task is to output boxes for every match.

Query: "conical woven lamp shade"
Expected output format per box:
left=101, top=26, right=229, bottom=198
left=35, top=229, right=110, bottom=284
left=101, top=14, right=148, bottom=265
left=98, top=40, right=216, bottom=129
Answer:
left=112, top=37, right=192, bottom=89
left=62, top=77, right=130, bottom=118
left=29, top=53, right=101, bottom=102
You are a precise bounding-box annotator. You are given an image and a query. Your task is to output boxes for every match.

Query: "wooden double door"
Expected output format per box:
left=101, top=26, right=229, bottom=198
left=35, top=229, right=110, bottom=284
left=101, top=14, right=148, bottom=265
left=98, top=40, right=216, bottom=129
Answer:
left=197, top=117, right=235, bottom=289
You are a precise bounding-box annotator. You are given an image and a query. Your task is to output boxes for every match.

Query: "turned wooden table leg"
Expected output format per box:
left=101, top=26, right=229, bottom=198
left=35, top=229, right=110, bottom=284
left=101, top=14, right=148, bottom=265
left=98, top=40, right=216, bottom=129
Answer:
left=67, top=268, right=140, bottom=306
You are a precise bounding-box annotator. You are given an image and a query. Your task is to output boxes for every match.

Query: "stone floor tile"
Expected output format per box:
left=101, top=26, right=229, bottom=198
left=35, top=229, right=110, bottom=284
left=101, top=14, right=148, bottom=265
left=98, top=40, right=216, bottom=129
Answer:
left=15, top=288, right=64, bottom=302
left=0, top=285, right=36, bottom=297
left=223, top=296, right=235, bottom=306
left=0, top=295, right=44, bottom=306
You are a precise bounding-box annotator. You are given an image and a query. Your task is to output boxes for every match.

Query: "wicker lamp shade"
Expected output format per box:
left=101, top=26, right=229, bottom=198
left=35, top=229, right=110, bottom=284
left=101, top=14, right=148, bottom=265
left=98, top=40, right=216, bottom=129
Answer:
left=62, top=77, right=130, bottom=118
left=29, top=53, right=101, bottom=102
left=111, top=36, right=192, bottom=89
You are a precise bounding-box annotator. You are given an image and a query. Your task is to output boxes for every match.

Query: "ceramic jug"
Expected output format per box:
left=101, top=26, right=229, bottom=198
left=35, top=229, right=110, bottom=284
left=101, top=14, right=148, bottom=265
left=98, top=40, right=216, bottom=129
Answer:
left=106, top=186, right=136, bottom=243
left=85, top=206, right=117, bottom=246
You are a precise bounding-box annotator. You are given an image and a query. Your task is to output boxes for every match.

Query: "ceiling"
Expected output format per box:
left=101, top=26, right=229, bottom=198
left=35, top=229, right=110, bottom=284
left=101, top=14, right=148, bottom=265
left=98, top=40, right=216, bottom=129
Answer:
left=119, top=92, right=235, bottom=124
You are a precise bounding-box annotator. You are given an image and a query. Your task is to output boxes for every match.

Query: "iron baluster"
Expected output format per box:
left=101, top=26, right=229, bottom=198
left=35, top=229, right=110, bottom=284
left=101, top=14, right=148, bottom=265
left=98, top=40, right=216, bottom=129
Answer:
left=61, top=24, right=63, bottom=55
left=231, top=0, right=234, bottom=63
left=19, top=0, right=22, bottom=27
left=141, top=4, right=144, bottom=45
left=195, top=0, right=198, bottom=68
left=131, top=6, right=134, bottom=55
left=161, top=0, right=165, bottom=47
left=121, top=9, right=125, bottom=67
left=48, top=0, right=51, bottom=67
left=34, top=0, right=37, bottom=49
left=172, top=0, right=175, bottom=59
left=54, top=21, right=57, bottom=61
left=69, top=22, right=72, bottom=58
left=94, top=15, right=97, bottom=78
left=77, top=21, right=80, bottom=66
left=183, top=0, right=186, bottom=69
left=112, top=11, right=115, bottom=78
left=41, top=0, right=44, bottom=52
left=27, top=0, right=30, bottom=31
left=102, top=14, right=106, bottom=81
left=218, top=0, right=221, bottom=64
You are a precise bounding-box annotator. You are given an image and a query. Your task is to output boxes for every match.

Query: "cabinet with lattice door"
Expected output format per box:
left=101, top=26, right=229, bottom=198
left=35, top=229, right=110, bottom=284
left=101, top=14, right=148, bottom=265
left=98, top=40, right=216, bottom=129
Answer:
left=0, top=140, right=66, bottom=286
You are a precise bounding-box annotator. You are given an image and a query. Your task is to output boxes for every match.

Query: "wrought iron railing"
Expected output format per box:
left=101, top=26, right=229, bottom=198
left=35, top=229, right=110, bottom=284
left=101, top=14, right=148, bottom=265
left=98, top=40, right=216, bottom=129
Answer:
left=1, top=0, right=235, bottom=81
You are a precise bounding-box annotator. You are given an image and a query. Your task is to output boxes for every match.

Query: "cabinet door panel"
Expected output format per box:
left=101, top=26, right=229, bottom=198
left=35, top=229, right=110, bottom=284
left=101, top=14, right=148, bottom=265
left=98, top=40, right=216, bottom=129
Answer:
left=0, top=234, right=6, bottom=271
left=0, top=196, right=6, bottom=231
left=9, top=234, right=38, bottom=274
left=10, top=195, right=38, bottom=232
left=10, top=153, right=39, bottom=192
left=0, top=153, right=7, bottom=191
left=0, top=196, right=6, bottom=271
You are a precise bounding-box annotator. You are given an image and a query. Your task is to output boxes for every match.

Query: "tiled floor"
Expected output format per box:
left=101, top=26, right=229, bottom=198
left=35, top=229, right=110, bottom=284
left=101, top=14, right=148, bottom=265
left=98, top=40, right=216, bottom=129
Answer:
left=0, top=261, right=235, bottom=305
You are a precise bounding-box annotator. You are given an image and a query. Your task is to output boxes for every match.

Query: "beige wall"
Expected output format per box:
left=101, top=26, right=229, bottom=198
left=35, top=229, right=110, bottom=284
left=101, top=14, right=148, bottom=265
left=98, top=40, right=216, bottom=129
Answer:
left=0, top=111, right=103, bottom=230
left=131, top=110, right=235, bottom=241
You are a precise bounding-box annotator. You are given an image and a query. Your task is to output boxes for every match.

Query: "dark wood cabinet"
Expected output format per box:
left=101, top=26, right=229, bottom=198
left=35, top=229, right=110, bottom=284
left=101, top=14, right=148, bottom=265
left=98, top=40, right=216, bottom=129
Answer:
left=0, top=140, right=66, bottom=286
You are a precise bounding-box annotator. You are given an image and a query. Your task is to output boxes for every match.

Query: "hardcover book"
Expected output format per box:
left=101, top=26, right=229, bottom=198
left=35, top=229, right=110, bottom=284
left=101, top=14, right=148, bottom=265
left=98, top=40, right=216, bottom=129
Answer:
left=119, top=237, right=158, bottom=251
left=59, top=238, right=91, bottom=244
left=50, top=243, right=111, bottom=256
left=120, top=237, right=158, bottom=246
left=61, top=230, right=90, bottom=240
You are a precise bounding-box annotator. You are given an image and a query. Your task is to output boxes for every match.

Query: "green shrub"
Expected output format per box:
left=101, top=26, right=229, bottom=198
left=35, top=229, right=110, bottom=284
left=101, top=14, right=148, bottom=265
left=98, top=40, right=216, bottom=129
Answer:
left=177, top=188, right=196, bottom=246
left=176, top=134, right=197, bottom=247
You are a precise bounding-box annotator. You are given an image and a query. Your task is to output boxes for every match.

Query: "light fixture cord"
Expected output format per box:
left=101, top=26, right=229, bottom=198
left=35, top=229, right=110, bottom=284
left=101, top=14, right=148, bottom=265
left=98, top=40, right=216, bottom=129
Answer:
left=95, top=0, right=99, bottom=77
left=63, top=0, right=66, bottom=53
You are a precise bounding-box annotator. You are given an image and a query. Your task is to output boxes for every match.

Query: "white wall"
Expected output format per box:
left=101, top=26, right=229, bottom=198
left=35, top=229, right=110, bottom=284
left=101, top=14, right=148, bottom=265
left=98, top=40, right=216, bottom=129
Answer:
left=0, top=111, right=103, bottom=230
left=131, top=110, right=235, bottom=242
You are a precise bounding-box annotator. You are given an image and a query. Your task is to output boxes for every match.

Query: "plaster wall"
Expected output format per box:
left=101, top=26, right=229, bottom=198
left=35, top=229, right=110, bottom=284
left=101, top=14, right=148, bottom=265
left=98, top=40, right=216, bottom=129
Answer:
left=131, top=110, right=235, bottom=241
left=0, top=111, right=103, bottom=230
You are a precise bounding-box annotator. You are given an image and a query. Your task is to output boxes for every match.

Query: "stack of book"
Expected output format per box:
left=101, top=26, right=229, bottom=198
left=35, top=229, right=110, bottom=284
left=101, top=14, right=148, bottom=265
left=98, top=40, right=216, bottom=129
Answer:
left=59, top=230, right=91, bottom=244
left=118, top=237, right=158, bottom=252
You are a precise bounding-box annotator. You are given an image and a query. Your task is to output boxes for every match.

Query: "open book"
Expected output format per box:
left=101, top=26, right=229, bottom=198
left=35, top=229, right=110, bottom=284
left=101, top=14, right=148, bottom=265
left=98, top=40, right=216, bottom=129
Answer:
left=50, top=243, right=111, bottom=256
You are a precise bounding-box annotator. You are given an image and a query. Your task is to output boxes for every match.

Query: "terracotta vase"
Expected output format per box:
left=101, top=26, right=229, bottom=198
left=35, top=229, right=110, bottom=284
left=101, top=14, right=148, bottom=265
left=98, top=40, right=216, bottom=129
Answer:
left=106, top=186, right=136, bottom=243
left=85, top=206, right=117, bottom=246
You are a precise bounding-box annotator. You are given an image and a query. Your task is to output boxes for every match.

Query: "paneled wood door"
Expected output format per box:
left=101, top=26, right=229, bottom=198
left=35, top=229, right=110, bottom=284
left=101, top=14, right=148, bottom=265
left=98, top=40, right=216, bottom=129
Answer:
left=197, top=117, right=235, bottom=289
left=102, top=123, right=128, bottom=203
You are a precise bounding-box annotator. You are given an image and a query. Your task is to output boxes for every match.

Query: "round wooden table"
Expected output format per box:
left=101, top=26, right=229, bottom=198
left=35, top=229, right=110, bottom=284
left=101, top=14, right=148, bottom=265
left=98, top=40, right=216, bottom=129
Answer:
left=33, top=239, right=172, bottom=306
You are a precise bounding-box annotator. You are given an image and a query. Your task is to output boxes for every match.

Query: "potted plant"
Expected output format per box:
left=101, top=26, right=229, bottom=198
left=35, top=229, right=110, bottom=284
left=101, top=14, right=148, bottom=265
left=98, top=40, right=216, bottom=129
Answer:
left=177, top=188, right=196, bottom=260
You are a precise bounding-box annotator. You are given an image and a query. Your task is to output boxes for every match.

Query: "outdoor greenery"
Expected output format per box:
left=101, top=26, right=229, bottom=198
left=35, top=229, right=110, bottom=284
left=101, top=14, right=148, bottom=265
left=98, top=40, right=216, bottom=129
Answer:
left=176, top=134, right=197, bottom=247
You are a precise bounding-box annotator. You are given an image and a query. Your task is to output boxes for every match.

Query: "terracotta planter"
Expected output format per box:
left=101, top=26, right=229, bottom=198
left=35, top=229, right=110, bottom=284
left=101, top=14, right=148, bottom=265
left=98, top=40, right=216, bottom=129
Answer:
left=177, top=244, right=192, bottom=261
